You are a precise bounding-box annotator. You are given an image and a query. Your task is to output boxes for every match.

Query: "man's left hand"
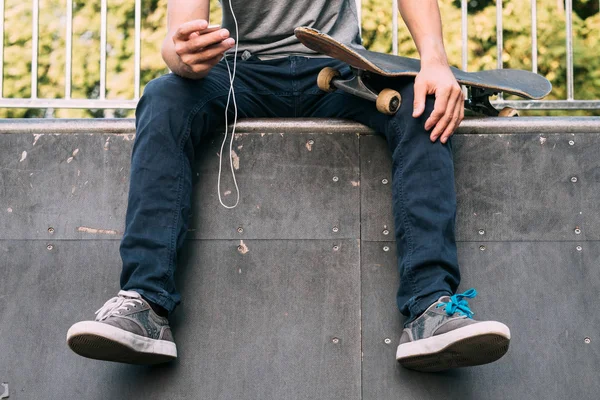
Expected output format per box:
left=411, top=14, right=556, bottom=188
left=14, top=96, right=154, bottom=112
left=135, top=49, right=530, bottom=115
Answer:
left=412, top=63, right=464, bottom=144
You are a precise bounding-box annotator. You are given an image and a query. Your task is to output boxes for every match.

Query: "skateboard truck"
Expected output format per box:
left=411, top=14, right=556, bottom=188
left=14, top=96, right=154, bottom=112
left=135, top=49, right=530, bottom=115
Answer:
left=317, top=67, right=402, bottom=115
left=465, top=87, right=519, bottom=117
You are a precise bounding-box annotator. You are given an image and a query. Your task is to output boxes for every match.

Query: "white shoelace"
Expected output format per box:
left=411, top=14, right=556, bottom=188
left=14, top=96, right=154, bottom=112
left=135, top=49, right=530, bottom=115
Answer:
left=94, top=290, right=144, bottom=321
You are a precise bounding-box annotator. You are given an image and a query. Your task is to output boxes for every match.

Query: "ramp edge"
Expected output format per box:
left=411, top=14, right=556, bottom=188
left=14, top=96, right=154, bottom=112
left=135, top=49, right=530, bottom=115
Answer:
left=0, top=117, right=599, bottom=135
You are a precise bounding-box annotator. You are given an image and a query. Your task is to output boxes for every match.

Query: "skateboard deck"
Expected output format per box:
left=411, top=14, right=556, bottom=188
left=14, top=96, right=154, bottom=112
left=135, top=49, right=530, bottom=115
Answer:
left=294, top=27, right=552, bottom=116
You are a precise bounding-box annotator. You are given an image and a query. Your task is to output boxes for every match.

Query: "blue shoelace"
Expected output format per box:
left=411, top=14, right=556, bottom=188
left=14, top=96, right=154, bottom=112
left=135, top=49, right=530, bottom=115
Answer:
left=435, top=288, right=477, bottom=318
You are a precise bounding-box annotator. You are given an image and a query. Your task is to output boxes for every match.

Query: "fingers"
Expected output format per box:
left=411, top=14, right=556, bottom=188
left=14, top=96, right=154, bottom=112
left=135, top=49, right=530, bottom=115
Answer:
left=176, top=28, right=232, bottom=54
left=187, top=29, right=232, bottom=53
left=425, top=88, right=450, bottom=133
left=440, top=95, right=464, bottom=144
left=428, top=85, right=463, bottom=143
left=412, top=80, right=427, bottom=118
left=179, top=40, right=234, bottom=68
left=187, top=54, right=224, bottom=75
left=175, top=31, right=235, bottom=68
left=187, top=40, right=235, bottom=64
left=174, top=20, right=209, bottom=41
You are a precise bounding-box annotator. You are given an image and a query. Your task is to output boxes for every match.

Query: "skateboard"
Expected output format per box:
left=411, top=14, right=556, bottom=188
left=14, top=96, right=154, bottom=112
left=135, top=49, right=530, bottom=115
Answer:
left=294, top=27, right=552, bottom=116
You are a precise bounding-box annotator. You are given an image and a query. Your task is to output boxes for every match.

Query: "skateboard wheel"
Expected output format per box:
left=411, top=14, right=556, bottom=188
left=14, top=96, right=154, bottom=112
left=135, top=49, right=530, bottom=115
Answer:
left=376, top=89, right=401, bottom=115
left=498, top=107, right=519, bottom=117
left=317, top=67, right=340, bottom=93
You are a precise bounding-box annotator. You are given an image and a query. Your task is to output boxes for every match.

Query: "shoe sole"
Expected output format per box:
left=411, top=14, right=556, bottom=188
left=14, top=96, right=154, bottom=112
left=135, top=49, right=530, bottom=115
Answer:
left=67, top=321, right=177, bottom=365
left=396, top=321, right=510, bottom=372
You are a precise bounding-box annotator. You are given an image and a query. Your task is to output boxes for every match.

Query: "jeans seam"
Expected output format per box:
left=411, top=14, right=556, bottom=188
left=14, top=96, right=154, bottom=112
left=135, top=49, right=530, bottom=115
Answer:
left=257, top=91, right=295, bottom=96
left=390, top=118, right=419, bottom=301
left=304, top=89, right=325, bottom=95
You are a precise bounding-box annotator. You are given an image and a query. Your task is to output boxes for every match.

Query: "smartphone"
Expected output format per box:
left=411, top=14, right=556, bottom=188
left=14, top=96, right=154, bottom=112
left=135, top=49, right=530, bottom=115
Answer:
left=203, top=24, right=222, bottom=34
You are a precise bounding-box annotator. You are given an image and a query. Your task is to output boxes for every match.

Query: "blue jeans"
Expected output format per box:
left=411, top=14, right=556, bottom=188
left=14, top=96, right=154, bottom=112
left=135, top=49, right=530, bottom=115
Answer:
left=120, top=55, right=460, bottom=323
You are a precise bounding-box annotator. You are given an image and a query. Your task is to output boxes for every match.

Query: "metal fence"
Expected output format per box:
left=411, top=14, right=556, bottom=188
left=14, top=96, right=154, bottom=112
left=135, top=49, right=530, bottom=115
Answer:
left=382, top=0, right=599, bottom=111
left=0, top=0, right=597, bottom=110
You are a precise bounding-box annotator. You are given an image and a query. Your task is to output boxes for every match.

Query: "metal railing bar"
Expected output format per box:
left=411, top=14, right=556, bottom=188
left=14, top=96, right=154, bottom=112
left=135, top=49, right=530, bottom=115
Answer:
left=0, top=98, right=598, bottom=111
left=2, top=117, right=600, bottom=135
left=530, top=0, right=537, bottom=74
left=455, top=116, right=600, bottom=134
left=0, top=98, right=138, bottom=108
left=65, top=0, right=73, bottom=99
left=0, top=118, right=138, bottom=134
left=134, top=0, right=141, bottom=99
left=565, top=0, right=574, bottom=100
left=226, top=117, right=600, bottom=134
left=100, top=0, right=107, bottom=100
left=496, top=0, right=503, bottom=69
left=493, top=100, right=600, bottom=110
left=392, top=0, right=398, bottom=55
left=461, top=0, right=468, bottom=71
left=355, top=0, right=361, bottom=35
left=31, top=0, right=39, bottom=99
left=0, top=0, right=5, bottom=97
left=496, top=0, right=503, bottom=101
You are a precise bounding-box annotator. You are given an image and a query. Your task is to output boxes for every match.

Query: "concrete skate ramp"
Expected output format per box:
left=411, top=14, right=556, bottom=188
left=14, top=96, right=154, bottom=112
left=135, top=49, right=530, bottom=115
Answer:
left=0, top=118, right=599, bottom=400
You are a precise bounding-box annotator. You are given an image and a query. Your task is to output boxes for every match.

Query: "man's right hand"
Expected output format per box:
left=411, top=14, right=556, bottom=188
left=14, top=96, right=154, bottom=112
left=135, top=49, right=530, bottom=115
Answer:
left=172, top=19, right=235, bottom=79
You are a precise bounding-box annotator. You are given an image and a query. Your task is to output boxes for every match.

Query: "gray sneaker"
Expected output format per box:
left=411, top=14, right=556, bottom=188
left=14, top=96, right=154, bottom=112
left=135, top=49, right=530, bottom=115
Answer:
left=66, top=290, right=177, bottom=364
left=396, top=289, right=510, bottom=372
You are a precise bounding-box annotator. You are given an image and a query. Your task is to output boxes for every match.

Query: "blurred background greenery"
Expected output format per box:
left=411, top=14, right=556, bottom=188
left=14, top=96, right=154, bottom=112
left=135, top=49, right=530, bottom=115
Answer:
left=1, top=0, right=599, bottom=117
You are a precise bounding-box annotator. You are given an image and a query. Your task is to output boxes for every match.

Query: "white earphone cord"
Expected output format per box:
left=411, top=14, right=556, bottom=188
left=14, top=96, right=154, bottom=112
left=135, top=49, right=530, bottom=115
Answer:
left=217, top=0, right=240, bottom=209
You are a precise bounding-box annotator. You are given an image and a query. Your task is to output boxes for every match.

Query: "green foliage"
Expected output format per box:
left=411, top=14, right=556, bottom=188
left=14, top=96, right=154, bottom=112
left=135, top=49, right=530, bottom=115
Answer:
left=1, top=0, right=598, bottom=117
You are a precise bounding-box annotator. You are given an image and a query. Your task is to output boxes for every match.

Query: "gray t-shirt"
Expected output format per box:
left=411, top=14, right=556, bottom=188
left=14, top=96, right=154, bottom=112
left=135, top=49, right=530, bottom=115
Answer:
left=220, top=0, right=362, bottom=57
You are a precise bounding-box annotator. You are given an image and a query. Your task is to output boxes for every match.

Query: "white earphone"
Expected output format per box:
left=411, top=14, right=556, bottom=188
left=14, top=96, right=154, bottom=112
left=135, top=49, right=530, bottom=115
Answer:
left=217, top=0, right=240, bottom=209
